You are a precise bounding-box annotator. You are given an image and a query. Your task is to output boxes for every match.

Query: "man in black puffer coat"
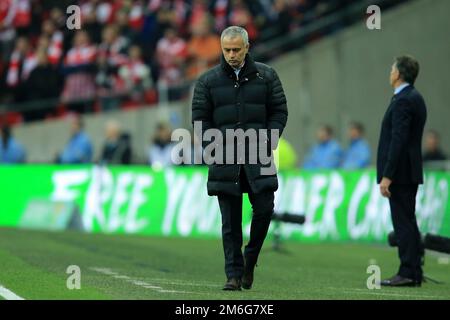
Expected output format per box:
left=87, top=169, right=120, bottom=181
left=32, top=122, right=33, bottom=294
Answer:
left=191, top=26, right=288, bottom=291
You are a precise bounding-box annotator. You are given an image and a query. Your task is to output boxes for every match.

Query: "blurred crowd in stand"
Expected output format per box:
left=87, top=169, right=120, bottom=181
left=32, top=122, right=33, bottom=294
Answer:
left=2, top=118, right=447, bottom=170
left=0, top=0, right=362, bottom=124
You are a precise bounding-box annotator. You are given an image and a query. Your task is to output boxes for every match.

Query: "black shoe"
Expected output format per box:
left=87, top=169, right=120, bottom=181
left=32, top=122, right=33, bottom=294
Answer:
left=223, top=278, right=242, bottom=291
left=242, top=260, right=256, bottom=290
left=380, top=275, right=421, bottom=287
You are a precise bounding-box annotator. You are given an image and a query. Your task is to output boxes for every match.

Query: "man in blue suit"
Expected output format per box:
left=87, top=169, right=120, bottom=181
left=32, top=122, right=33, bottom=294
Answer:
left=377, top=55, right=427, bottom=287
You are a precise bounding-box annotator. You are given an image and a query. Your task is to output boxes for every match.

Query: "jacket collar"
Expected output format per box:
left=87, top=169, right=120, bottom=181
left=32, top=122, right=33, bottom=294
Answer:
left=221, top=53, right=258, bottom=80
left=391, top=85, right=414, bottom=104
left=395, top=84, right=414, bottom=97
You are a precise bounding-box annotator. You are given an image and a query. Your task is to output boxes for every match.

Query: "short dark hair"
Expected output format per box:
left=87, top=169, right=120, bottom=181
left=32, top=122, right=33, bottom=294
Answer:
left=156, top=121, right=170, bottom=131
left=350, top=121, right=365, bottom=134
left=320, top=125, right=333, bottom=136
left=395, top=55, right=420, bottom=85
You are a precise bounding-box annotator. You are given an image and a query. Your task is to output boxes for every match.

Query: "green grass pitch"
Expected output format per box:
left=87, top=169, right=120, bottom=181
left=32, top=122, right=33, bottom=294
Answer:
left=0, top=227, right=449, bottom=300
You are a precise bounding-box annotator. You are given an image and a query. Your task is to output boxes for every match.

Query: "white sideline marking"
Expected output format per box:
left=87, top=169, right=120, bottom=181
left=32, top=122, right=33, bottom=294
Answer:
left=143, top=285, right=164, bottom=289
left=326, top=287, right=442, bottom=299
left=0, top=285, right=25, bottom=300
left=89, top=267, right=197, bottom=295
left=144, top=278, right=222, bottom=288
left=158, top=289, right=193, bottom=294
left=437, top=257, right=450, bottom=265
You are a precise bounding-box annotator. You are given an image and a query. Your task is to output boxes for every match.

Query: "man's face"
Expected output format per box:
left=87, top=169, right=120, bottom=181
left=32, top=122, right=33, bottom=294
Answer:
left=42, top=20, right=55, bottom=35
left=16, top=38, right=29, bottom=54
left=221, top=36, right=249, bottom=69
left=349, top=127, right=360, bottom=140
left=157, top=126, right=171, bottom=142
left=425, top=134, right=438, bottom=151
left=317, top=128, right=330, bottom=143
left=74, top=31, right=89, bottom=47
left=165, top=29, right=176, bottom=41
left=70, top=118, right=81, bottom=134
left=390, top=63, right=400, bottom=87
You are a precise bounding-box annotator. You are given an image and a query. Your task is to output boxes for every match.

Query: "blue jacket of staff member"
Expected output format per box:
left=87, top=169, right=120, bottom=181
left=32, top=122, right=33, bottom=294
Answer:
left=0, top=137, right=26, bottom=163
left=60, top=131, right=93, bottom=164
left=341, top=138, right=371, bottom=169
left=303, top=139, right=343, bottom=169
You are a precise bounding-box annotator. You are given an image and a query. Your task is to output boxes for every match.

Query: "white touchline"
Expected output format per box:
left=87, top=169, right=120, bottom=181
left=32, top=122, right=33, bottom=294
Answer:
left=326, top=287, right=442, bottom=299
left=0, top=285, right=25, bottom=300
left=89, top=267, right=199, bottom=295
left=143, top=278, right=222, bottom=288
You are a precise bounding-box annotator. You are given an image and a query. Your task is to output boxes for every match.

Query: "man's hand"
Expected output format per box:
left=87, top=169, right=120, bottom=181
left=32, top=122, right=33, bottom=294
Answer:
left=380, top=177, right=392, bottom=198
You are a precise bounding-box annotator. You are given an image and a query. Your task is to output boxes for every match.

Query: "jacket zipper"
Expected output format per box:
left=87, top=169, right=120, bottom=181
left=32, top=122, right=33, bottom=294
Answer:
left=236, top=164, right=241, bottom=185
left=234, top=74, right=250, bottom=185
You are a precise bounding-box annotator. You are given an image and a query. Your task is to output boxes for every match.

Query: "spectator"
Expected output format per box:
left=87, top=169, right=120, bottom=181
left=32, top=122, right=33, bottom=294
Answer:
left=48, top=6, right=67, bottom=31
left=186, top=15, right=221, bottom=80
left=303, top=125, right=343, bottom=169
left=148, top=122, right=175, bottom=168
left=211, top=0, right=230, bottom=33
left=149, top=2, right=178, bottom=48
left=115, top=8, right=137, bottom=44
left=24, top=48, right=62, bottom=121
left=61, top=30, right=97, bottom=113
left=81, top=5, right=103, bottom=44
left=56, top=115, right=93, bottom=164
left=188, top=0, right=210, bottom=33
left=341, top=122, right=371, bottom=169
left=228, top=0, right=258, bottom=42
left=40, top=19, right=64, bottom=65
left=423, top=130, right=447, bottom=162
left=96, top=51, right=121, bottom=111
left=249, top=0, right=278, bottom=28
left=95, top=24, right=130, bottom=109
left=271, top=0, right=294, bottom=37
left=10, top=0, right=32, bottom=37
left=0, top=125, right=26, bottom=163
left=123, top=0, right=145, bottom=33
left=98, top=24, right=129, bottom=68
left=80, top=0, right=117, bottom=26
left=156, top=28, right=188, bottom=86
left=100, top=119, right=132, bottom=165
left=6, top=36, right=36, bottom=102
left=0, top=0, right=17, bottom=63
left=118, top=45, right=152, bottom=102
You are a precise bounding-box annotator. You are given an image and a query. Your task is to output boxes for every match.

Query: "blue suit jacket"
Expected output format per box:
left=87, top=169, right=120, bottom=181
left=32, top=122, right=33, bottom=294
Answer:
left=376, top=85, right=427, bottom=184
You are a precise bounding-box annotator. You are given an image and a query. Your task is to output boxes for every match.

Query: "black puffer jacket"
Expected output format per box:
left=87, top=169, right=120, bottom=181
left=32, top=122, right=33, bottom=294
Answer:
left=192, top=54, right=288, bottom=196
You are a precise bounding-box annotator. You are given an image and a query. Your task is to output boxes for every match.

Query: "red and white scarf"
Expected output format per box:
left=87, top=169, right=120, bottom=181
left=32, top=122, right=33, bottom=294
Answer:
left=6, top=50, right=37, bottom=86
left=47, top=31, right=64, bottom=65
left=64, top=45, right=97, bottom=66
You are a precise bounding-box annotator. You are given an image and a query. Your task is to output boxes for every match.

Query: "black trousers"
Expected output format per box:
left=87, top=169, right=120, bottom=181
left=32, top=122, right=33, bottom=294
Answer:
left=217, top=169, right=274, bottom=279
left=389, top=184, right=423, bottom=281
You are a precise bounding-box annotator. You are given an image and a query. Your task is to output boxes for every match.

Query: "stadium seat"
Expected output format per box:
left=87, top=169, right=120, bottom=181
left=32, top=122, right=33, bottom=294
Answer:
left=56, top=104, right=68, bottom=118
left=121, top=100, right=141, bottom=110
left=93, top=101, right=102, bottom=113
left=144, top=89, right=158, bottom=105
left=1, top=111, right=24, bottom=126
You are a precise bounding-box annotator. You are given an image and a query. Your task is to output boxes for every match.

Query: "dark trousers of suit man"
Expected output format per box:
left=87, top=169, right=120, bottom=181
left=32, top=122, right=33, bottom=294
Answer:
left=389, top=184, right=424, bottom=281
left=217, top=167, right=274, bottom=279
